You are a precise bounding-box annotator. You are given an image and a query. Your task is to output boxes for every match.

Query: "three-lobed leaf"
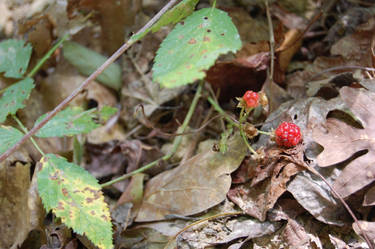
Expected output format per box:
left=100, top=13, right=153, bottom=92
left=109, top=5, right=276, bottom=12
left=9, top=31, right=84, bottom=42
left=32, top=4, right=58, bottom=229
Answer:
left=0, top=39, right=32, bottom=78
left=35, top=106, right=117, bottom=138
left=0, top=78, right=35, bottom=123
left=0, top=126, right=24, bottom=154
left=37, top=154, right=113, bottom=249
left=152, top=8, right=242, bottom=88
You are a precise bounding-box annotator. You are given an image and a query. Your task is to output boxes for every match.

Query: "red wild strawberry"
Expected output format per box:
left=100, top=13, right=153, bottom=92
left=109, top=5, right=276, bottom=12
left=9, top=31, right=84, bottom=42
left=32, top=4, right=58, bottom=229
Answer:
left=242, top=91, right=259, bottom=108
left=275, top=122, right=302, bottom=148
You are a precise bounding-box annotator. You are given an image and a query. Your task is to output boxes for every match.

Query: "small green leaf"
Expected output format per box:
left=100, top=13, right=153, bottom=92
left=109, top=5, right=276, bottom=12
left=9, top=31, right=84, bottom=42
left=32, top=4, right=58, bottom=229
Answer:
left=151, top=0, right=199, bottom=33
left=63, top=41, right=122, bottom=91
left=37, top=154, right=113, bottom=249
left=35, top=106, right=117, bottom=138
left=153, top=8, right=242, bottom=88
left=0, top=78, right=35, bottom=123
left=35, top=107, right=99, bottom=138
left=0, top=126, right=23, bottom=154
left=0, top=39, right=32, bottom=78
left=99, top=106, right=117, bottom=122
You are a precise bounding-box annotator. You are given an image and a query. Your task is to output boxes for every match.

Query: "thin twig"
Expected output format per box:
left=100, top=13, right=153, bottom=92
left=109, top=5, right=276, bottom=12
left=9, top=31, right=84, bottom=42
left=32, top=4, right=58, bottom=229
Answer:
left=265, top=0, right=275, bottom=81
left=0, top=0, right=180, bottom=163
left=285, top=156, right=374, bottom=249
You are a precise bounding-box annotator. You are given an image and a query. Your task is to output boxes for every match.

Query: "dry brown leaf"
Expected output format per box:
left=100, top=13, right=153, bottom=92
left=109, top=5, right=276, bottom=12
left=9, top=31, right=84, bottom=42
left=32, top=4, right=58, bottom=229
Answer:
left=228, top=146, right=304, bottom=221
left=135, top=133, right=246, bottom=222
left=363, top=185, right=375, bottom=206
left=313, top=87, right=375, bottom=197
left=352, top=221, right=375, bottom=245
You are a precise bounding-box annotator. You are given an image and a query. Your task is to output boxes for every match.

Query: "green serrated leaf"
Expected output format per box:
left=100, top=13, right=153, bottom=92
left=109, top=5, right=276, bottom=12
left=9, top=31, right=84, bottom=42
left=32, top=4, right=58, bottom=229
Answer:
left=62, top=41, right=122, bottom=91
left=35, top=107, right=100, bottom=138
left=0, top=78, right=35, bottom=123
left=0, top=39, right=32, bottom=78
left=151, top=0, right=199, bottom=33
left=99, top=106, right=117, bottom=122
left=0, top=126, right=23, bottom=154
left=153, top=8, right=242, bottom=88
left=37, top=154, right=113, bottom=249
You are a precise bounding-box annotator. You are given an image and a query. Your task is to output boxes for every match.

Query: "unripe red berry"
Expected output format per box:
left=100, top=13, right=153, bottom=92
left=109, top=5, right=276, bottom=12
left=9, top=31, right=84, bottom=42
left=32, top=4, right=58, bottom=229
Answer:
left=275, top=122, right=302, bottom=148
left=242, top=91, right=259, bottom=108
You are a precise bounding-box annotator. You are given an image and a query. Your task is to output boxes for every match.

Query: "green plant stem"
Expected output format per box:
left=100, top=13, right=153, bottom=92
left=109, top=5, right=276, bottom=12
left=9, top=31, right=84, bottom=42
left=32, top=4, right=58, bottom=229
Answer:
left=257, top=130, right=272, bottom=136
left=207, top=97, right=239, bottom=128
left=0, top=0, right=179, bottom=164
left=212, top=0, right=217, bottom=8
left=27, top=34, right=69, bottom=78
left=101, top=81, right=204, bottom=188
left=12, top=115, right=45, bottom=156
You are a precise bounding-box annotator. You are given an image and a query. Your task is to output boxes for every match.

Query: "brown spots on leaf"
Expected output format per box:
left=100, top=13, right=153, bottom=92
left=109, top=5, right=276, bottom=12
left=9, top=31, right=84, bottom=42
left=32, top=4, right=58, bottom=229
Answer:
left=62, top=188, right=68, bottom=197
left=207, top=29, right=211, bottom=33
left=203, top=36, right=211, bottom=42
left=91, top=210, right=96, bottom=216
left=101, top=214, right=109, bottom=221
left=178, top=35, right=184, bottom=40
left=201, top=49, right=208, bottom=55
left=49, top=171, right=59, bottom=181
left=189, top=53, right=195, bottom=59
left=86, top=197, right=94, bottom=204
left=221, top=33, right=225, bottom=36
left=57, top=201, right=64, bottom=210
left=198, top=24, right=203, bottom=29
left=21, top=90, right=25, bottom=94
left=188, top=38, right=197, bottom=45
left=186, top=65, right=192, bottom=69
left=181, top=21, right=185, bottom=25
left=203, top=16, right=208, bottom=20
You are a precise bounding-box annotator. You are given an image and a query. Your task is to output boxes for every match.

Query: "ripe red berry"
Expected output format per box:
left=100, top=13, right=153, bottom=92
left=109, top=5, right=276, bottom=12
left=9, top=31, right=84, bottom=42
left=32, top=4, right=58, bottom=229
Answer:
left=242, top=91, right=259, bottom=108
left=275, top=122, right=302, bottom=148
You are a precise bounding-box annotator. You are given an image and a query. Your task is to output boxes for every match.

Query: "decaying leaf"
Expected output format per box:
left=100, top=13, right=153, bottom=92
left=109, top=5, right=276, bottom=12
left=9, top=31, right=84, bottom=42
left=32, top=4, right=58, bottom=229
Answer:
left=180, top=216, right=281, bottom=248
left=136, top=133, right=246, bottom=222
left=313, top=87, right=375, bottom=197
left=228, top=146, right=304, bottom=221
left=37, top=154, right=113, bottom=249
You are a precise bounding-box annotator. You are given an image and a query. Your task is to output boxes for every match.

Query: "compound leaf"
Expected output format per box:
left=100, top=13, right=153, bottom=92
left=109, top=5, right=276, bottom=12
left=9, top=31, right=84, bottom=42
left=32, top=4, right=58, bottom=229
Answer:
left=0, top=126, right=23, bottom=154
left=63, top=41, right=122, bottom=91
left=0, top=78, right=35, bottom=123
left=37, top=154, right=113, bottom=249
left=151, top=0, right=199, bottom=33
left=0, top=39, right=32, bottom=78
left=35, top=107, right=99, bottom=137
left=152, top=8, right=242, bottom=88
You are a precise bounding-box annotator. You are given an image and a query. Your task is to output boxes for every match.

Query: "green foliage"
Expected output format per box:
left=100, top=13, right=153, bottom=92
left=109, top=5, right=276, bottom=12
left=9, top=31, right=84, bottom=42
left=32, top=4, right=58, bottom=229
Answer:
left=37, top=154, right=113, bottom=249
left=151, top=0, right=200, bottom=33
left=62, top=41, right=122, bottom=91
left=0, top=126, right=24, bottom=154
left=0, top=39, right=32, bottom=78
left=0, top=78, right=35, bottom=122
left=152, top=8, right=242, bottom=88
left=35, top=106, right=116, bottom=138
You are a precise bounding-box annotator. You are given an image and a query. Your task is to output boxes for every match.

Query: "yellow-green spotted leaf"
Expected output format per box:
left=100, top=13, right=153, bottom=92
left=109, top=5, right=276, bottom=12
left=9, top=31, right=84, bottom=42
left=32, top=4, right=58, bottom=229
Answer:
left=0, top=39, right=32, bottom=78
left=35, top=106, right=116, bottom=138
left=37, top=154, right=113, bottom=249
left=152, top=8, right=242, bottom=88
left=0, top=126, right=23, bottom=154
left=0, top=78, right=35, bottom=122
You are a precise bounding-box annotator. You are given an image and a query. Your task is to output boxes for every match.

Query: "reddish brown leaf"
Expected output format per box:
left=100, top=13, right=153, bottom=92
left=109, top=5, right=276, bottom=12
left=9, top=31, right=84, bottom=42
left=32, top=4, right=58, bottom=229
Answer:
left=313, top=87, right=375, bottom=197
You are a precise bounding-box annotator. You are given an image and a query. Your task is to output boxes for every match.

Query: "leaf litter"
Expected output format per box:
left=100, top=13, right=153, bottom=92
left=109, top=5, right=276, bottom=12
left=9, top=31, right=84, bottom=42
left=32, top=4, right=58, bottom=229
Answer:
left=3, top=0, right=375, bottom=248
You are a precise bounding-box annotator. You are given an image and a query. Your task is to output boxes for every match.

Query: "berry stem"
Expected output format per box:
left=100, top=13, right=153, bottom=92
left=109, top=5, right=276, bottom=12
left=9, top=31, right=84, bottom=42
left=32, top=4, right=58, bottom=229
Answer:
left=257, top=130, right=272, bottom=136
left=207, top=97, right=239, bottom=128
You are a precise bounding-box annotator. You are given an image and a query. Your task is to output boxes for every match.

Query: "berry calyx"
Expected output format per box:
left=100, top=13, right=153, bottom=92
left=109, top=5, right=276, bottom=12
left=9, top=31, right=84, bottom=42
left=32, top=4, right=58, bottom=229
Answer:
left=242, top=91, right=259, bottom=108
left=274, top=122, right=302, bottom=148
